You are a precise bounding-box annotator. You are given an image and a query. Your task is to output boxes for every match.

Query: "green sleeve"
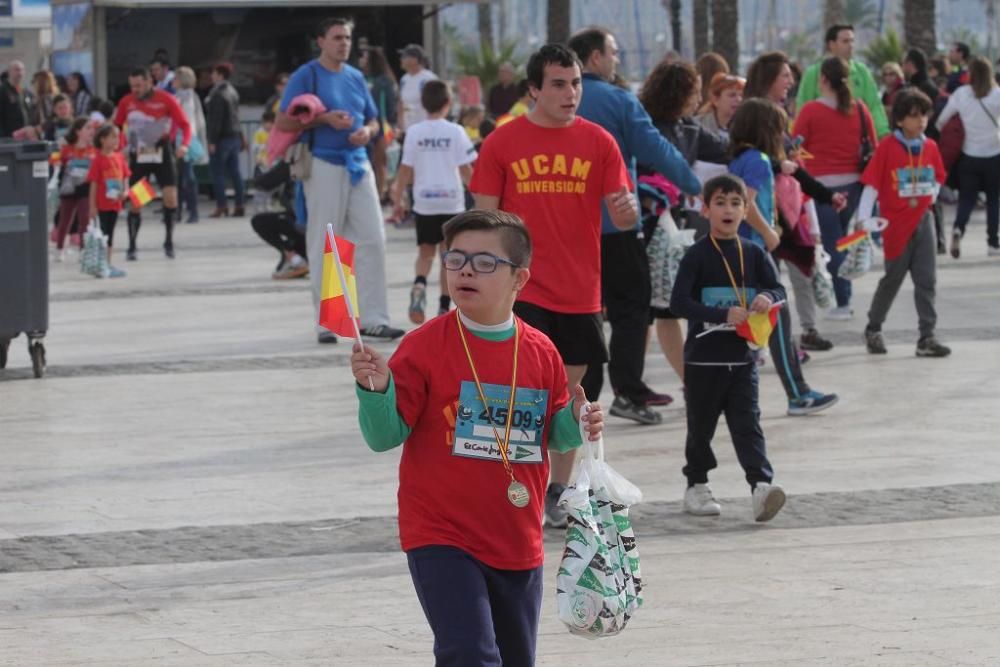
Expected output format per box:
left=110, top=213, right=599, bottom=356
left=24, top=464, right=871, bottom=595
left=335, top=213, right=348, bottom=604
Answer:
left=356, top=374, right=412, bottom=452
left=796, top=63, right=820, bottom=110
left=855, top=62, right=890, bottom=137
left=549, top=403, right=584, bottom=453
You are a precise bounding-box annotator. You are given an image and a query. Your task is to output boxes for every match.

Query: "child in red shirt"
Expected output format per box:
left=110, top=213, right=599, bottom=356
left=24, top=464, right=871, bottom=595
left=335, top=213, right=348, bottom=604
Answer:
left=87, top=124, right=131, bottom=278
left=858, top=90, right=951, bottom=357
left=350, top=210, right=605, bottom=665
left=54, top=118, right=97, bottom=257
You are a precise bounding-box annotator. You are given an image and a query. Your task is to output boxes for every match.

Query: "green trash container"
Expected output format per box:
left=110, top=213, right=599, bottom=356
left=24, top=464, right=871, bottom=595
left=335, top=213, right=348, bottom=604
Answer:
left=0, top=140, right=53, bottom=378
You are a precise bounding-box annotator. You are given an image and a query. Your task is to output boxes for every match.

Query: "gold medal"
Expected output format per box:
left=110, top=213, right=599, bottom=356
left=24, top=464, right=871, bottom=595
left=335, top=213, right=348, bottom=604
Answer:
left=507, top=480, right=530, bottom=508
left=909, top=197, right=918, bottom=208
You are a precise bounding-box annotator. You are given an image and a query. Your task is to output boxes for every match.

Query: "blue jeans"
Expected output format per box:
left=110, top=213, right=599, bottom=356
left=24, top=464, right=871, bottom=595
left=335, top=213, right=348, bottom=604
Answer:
left=952, top=153, right=1000, bottom=248
left=816, top=182, right=863, bottom=308
left=210, top=135, right=244, bottom=209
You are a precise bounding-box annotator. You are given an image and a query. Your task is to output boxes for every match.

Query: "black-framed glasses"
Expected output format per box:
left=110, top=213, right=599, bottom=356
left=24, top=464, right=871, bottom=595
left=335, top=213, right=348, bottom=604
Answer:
left=441, top=250, right=519, bottom=273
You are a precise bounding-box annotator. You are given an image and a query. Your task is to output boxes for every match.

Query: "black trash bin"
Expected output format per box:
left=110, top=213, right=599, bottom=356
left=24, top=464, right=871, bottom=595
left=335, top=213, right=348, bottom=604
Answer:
left=0, top=140, right=53, bottom=378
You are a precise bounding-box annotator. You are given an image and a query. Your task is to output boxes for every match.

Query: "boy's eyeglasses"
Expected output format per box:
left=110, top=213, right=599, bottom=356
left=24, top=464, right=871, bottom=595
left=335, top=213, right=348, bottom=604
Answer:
left=442, top=250, right=520, bottom=273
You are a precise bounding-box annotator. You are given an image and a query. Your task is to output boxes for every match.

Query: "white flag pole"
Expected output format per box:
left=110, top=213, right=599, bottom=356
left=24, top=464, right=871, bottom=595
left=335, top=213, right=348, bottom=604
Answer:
left=327, top=224, right=374, bottom=391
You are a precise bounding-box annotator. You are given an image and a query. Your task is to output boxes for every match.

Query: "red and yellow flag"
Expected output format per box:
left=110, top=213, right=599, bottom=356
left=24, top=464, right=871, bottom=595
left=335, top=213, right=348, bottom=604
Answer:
left=735, top=303, right=781, bottom=350
left=319, top=234, right=360, bottom=337
left=128, top=178, right=156, bottom=208
left=835, top=229, right=868, bottom=252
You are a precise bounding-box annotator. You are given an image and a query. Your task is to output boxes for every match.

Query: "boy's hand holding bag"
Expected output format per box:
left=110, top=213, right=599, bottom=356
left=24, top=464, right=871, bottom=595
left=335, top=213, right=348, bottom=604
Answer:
left=556, top=404, right=643, bottom=638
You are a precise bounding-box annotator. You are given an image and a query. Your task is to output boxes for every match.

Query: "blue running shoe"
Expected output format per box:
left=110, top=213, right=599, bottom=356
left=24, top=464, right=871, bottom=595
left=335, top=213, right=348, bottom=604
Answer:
left=787, top=390, right=838, bottom=416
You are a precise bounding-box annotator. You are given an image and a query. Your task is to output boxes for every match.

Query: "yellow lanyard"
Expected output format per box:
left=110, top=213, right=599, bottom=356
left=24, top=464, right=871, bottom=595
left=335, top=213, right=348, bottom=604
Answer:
left=907, top=141, right=925, bottom=194
left=455, top=312, right=520, bottom=484
left=709, top=235, right=747, bottom=310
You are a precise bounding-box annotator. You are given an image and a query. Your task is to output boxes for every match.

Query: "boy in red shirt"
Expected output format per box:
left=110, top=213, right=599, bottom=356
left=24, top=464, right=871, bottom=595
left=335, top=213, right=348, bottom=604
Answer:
left=350, top=210, right=605, bottom=665
left=470, top=44, right=635, bottom=527
left=858, top=89, right=951, bottom=357
left=88, top=123, right=131, bottom=278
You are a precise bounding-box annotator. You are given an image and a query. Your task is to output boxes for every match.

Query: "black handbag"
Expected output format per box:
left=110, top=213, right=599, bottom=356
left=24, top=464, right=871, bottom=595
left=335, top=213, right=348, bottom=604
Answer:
left=857, top=101, right=874, bottom=172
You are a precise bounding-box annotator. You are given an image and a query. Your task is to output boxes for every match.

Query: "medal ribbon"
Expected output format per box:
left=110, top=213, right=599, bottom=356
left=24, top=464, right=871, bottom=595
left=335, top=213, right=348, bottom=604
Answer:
left=456, top=312, right=520, bottom=484
left=709, top=235, right=747, bottom=310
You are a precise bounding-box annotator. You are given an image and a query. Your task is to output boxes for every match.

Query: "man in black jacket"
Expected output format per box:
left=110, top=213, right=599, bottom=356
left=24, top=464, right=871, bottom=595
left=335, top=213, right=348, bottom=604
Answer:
left=0, top=61, right=32, bottom=138
left=205, top=62, right=244, bottom=217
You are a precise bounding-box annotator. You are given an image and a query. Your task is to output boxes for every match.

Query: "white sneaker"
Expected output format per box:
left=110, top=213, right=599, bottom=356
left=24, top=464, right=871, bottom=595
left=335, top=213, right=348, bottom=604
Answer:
left=752, top=482, right=786, bottom=522
left=56, top=249, right=65, bottom=263
left=824, top=306, right=854, bottom=321
left=684, top=484, right=721, bottom=516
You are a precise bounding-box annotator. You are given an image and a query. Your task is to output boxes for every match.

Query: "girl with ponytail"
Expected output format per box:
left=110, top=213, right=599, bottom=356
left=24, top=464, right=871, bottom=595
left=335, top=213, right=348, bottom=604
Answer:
left=793, top=56, right=877, bottom=318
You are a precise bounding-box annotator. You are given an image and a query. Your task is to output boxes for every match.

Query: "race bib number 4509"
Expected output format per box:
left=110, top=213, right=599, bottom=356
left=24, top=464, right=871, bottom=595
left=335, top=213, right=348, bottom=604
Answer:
left=452, top=381, right=549, bottom=464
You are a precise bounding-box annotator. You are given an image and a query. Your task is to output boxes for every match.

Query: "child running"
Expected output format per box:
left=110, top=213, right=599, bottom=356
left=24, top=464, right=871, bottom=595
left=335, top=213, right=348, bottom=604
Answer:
left=670, top=174, right=787, bottom=521
left=859, top=89, right=951, bottom=357
left=54, top=118, right=97, bottom=260
left=350, top=209, right=604, bottom=665
left=392, top=80, right=477, bottom=324
left=87, top=123, right=130, bottom=278
left=727, top=98, right=838, bottom=415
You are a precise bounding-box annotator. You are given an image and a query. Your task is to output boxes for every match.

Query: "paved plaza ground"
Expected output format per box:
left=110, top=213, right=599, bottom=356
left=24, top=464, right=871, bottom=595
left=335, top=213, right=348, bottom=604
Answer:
left=1, top=204, right=999, bottom=665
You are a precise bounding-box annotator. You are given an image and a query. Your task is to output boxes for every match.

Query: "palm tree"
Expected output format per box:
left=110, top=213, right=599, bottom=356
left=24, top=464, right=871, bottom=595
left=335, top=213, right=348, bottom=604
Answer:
left=844, top=0, right=879, bottom=31
left=547, top=0, right=571, bottom=45
left=824, top=0, right=846, bottom=27
left=661, top=0, right=683, bottom=53
left=903, top=0, right=936, bottom=58
left=711, top=0, right=739, bottom=70
left=478, top=3, right=494, bottom=52
left=693, top=0, right=710, bottom=58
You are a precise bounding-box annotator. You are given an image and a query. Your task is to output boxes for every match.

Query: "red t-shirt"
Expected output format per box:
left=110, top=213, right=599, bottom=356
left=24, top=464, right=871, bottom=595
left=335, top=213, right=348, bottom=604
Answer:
left=112, top=89, right=192, bottom=151
left=861, top=135, right=945, bottom=261
left=469, top=115, right=632, bottom=314
left=794, top=100, right=877, bottom=176
left=86, top=152, right=131, bottom=212
left=389, top=314, right=569, bottom=570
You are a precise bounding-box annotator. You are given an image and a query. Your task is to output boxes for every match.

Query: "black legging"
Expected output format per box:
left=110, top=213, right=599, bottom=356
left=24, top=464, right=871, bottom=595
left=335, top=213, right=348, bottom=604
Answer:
left=250, top=211, right=307, bottom=264
left=952, top=153, right=1000, bottom=248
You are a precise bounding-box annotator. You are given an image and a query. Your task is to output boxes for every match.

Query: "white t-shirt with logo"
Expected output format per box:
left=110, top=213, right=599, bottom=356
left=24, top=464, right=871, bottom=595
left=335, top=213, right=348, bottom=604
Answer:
left=399, top=68, right=439, bottom=131
left=401, top=118, right=477, bottom=215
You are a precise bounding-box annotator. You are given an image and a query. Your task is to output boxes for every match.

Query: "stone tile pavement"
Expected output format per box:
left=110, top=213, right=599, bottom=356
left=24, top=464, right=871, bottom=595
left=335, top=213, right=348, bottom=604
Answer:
left=1, top=205, right=999, bottom=665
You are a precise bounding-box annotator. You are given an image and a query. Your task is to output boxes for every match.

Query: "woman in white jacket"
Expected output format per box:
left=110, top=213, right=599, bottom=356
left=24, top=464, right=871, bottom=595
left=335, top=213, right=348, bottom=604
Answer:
left=174, top=66, right=209, bottom=223
left=936, top=56, right=1000, bottom=258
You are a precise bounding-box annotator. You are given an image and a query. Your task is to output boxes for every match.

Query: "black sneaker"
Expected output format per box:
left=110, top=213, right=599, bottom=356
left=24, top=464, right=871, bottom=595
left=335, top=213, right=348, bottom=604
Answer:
left=164, top=242, right=174, bottom=259
left=916, top=336, right=951, bottom=357
left=126, top=248, right=137, bottom=261
left=800, top=328, right=834, bottom=351
left=360, top=325, right=405, bottom=340
left=317, top=331, right=338, bottom=344
left=544, top=483, right=568, bottom=528
left=951, top=230, right=962, bottom=259
left=610, top=395, right=663, bottom=425
left=865, top=327, right=887, bottom=354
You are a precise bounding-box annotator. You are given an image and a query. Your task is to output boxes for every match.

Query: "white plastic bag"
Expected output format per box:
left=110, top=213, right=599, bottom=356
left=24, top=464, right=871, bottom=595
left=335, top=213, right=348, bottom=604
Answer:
left=556, top=407, right=643, bottom=638
left=80, top=218, right=110, bottom=278
left=838, top=217, right=874, bottom=281
left=812, top=247, right=836, bottom=309
left=647, top=209, right=696, bottom=309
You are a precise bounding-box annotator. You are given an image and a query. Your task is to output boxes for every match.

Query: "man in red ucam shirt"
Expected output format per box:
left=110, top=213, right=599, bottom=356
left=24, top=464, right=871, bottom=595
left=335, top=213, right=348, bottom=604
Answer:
left=113, top=67, right=191, bottom=260
left=470, top=43, right=636, bottom=528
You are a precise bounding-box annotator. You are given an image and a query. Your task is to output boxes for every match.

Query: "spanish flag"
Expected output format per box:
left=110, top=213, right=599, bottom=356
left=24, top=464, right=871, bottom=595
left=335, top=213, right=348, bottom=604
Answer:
left=319, top=233, right=360, bottom=337
left=835, top=229, right=868, bottom=252
left=128, top=178, right=156, bottom=208
left=382, top=120, right=395, bottom=144
left=736, top=302, right=781, bottom=350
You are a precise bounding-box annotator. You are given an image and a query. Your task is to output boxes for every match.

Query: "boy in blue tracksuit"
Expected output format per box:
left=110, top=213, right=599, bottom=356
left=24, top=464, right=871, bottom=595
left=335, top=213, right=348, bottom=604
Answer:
left=670, top=174, right=788, bottom=523
left=570, top=27, right=701, bottom=426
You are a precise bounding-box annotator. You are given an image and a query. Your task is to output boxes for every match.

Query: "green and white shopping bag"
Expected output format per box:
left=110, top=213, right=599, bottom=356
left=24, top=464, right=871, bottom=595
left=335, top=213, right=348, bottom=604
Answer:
left=80, top=218, right=110, bottom=278
left=556, top=405, right=643, bottom=638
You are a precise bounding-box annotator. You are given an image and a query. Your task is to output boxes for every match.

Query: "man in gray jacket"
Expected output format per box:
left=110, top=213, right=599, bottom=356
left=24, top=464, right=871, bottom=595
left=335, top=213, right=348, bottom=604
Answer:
left=205, top=62, right=245, bottom=217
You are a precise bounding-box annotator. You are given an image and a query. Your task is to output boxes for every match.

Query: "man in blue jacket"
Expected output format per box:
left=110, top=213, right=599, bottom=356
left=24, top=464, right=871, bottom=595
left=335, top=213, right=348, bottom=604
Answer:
left=569, top=27, right=701, bottom=425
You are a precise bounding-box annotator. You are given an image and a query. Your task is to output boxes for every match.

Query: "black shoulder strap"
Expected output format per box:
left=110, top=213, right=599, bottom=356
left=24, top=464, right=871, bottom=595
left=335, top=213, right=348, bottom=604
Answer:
left=978, top=97, right=998, bottom=128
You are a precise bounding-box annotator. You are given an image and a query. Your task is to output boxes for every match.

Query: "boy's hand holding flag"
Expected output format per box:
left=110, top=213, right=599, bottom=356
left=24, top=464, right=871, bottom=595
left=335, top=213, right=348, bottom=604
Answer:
left=735, top=296, right=783, bottom=350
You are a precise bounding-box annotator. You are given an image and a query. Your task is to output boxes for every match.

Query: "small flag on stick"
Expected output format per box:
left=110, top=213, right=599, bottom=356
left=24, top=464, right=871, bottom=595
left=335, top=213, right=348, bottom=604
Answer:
left=128, top=178, right=156, bottom=208
left=735, top=302, right=783, bottom=350
left=321, top=224, right=374, bottom=390
left=835, top=229, right=868, bottom=252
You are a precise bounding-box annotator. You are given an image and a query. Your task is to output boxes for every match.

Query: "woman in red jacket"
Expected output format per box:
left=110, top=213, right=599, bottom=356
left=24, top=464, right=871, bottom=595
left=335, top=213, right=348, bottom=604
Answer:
left=793, top=57, right=877, bottom=320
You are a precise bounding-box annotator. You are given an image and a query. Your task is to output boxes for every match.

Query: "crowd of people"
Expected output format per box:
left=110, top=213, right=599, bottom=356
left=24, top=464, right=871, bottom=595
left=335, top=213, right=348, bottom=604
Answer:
left=3, top=16, right=996, bottom=666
